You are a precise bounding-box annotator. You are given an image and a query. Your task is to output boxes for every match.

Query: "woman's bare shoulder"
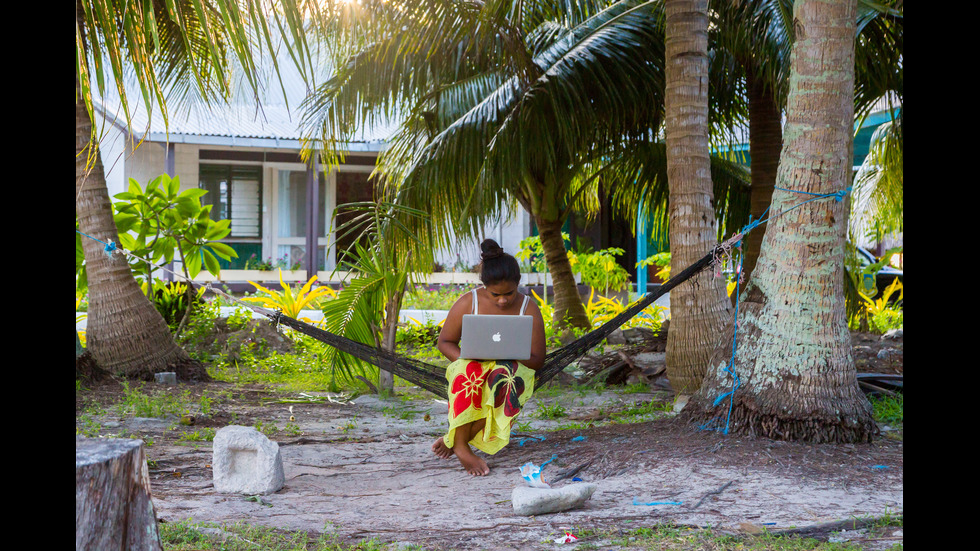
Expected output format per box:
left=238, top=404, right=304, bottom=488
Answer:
left=521, top=293, right=544, bottom=317
left=448, top=288, right=475, bottom=315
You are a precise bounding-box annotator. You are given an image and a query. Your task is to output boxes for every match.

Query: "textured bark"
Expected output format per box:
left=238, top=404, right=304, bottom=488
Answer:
left=76, top=438, right=162, bottom=550
left=536, top=217, right=590, bottom=332
left=688, top=0, right=876, bottom=443
left=76, top=56, right=207, bottom=380
left=663, top=0, right=734, bottom=393
left=741, top=69, right=783, bottom=282
left=378, top=289, right=404, bottom=394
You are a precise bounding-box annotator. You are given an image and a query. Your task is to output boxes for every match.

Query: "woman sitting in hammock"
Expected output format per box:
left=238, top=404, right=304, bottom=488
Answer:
left=431, top=239, right=547, bottom=476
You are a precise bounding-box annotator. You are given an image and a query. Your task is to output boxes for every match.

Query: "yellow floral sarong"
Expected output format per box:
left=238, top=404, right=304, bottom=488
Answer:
left=442, top=359, right=535, bottom=455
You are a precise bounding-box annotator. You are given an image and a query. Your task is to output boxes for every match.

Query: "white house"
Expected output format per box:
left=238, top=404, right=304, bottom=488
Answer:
left=93, top=71, right=531, bottom=288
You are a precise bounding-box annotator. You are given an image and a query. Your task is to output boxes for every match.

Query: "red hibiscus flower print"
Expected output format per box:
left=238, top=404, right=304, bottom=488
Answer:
left=488, top=361, right=526, bottom=417
left=452, top=361, right=486, bottom=417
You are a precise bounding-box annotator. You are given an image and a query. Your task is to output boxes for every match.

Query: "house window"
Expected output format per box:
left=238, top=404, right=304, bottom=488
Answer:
left=200, top=165, right=262, bottom=237
left=199, top=164, right=262, bottom=268
left=275, top=169, right=327, bottom=271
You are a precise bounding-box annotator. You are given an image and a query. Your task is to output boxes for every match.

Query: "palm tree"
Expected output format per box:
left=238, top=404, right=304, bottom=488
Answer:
left=687, top=0, right=877, bottom=443
left=851, top=108, right=902, bottom=243
left=319, top=199, right=434, bottom=394
left=710, top=0, right=903, bottom=280
left=660, top=0, right=735, bottom=393
left=75, top=0, right=312, bottom=378
left=302, top=0, right=670, bottom=333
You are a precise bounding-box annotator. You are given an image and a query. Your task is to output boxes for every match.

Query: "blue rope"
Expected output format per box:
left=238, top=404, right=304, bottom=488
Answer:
left=701, top=184, right=851, bottom=435
left=76, top=230, right=118, bottom=257
left=633, top=498, right=683, bottom=506
left=698, top=242, right=743, bottom=435
left=774, top=185, right=852, bottom=202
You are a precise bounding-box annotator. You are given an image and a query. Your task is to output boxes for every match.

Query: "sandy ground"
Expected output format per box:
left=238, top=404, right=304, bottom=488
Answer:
left=139, top=388, right=903, bottom=550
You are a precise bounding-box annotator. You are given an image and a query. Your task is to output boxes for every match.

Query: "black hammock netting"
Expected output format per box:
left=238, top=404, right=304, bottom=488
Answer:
left=251, top=241, right=728, bottom=401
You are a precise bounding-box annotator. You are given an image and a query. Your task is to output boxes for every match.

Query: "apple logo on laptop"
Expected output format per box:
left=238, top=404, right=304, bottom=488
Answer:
left=492, top=332, right=501, bottom=342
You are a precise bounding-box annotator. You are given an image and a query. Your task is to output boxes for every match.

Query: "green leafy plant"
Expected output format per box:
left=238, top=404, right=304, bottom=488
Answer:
left=402, top=285, right=473, bottom=310
left=112, top=174, right=237, bottom=281
left=245, top=271, right=337, bottom=322
left=319, top=200, right=432, bottom=391
left=396, top=318, right=443, bottom=349
left=177, top=428, right=216, bottom=443
left=637, top=251, right=672, bottom=281
left=242, top=254, right=275, bottom=271
left=844, top=243, right=903, bottom=328
left=572, top=247, right=632, bottom=294
left=116, top=381, right=192, bottom=419
left=855, top=277, right=904, bottom=334
left=534, top=402, right=567, bottom=420
left=516, top=235, right=558, bottom=273
left=143, top=279, right=207, bottom=331
left=870, top=394, right=903, bottom=426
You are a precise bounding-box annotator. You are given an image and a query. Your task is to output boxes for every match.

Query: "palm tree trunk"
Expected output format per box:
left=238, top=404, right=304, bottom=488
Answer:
left=687, top=0, right=876, bottom=443
left=378, top=288, right=404, bottom=395
left=535, top=217, right=590, bottom=333
left=663, top=0, right=733, bottom=393
left=742, top=68, right=783, bottom=282
left=76, top=70, right=207, bottom=381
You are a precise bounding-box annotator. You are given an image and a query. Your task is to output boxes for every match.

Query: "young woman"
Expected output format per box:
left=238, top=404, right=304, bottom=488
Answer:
left=431, top=239, right=547, bottom=476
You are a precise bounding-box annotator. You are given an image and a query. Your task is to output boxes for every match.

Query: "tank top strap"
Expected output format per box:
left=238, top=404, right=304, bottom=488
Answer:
left=472, top=288, right=479, bottom=315
left=520, top=294, right=529, bottom=316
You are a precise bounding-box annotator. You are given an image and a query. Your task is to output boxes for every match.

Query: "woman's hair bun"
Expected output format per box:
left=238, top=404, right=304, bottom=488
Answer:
left=480, top=239, right=505, bottom=261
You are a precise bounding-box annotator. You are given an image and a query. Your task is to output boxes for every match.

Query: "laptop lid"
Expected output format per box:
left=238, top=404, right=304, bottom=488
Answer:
left=460, top=314, right=533, bottom=361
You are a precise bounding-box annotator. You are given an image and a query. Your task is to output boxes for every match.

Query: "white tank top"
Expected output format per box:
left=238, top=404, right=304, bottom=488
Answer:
left=472, top=288, right=529, bottom=316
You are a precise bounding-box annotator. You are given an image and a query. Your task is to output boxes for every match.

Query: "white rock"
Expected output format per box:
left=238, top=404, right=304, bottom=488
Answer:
left=154, top=372, right=177, bottom=384
left=876, top=348, right=902, bottom=360
left=511, top=483, right=598, bottom=516
left=673, top=394, right=690, bottom=414
left=212, top=426, right=285, bottom=495
left=881, top=329, right=903, bottom=340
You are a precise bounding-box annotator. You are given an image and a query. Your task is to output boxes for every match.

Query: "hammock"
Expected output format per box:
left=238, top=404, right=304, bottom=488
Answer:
left=257, top=241, right=726, bottom=400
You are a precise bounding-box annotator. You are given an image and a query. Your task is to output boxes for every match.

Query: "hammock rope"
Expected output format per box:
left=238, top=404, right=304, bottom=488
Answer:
left=76, top=183, right=849, bottom=406
left=81, top=228, right=740, bottom=400
left=268, top=235, right=734, bottom=399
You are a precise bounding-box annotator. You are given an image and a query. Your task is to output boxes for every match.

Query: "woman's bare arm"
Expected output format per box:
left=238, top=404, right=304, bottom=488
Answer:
left=520, top=299, right=547, bottom=371
left=437, top=292, right=472, bottom=362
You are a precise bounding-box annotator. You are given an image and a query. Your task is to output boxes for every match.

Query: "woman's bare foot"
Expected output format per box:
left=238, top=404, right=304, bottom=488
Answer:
left=431, top=437, right=454, bottom=459
left=453, top=443, right=490, bottom=476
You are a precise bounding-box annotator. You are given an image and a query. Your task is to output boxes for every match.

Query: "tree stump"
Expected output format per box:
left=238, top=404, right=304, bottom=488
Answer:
left=76, top=437, right=162, bottom=550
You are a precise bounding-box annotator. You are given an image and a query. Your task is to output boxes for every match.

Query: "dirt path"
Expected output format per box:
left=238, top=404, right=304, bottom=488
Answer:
left=137, top=387, right=903, bottom=550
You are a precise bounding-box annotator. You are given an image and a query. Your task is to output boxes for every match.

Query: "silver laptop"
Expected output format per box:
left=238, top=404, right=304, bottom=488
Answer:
left=460, top=314, right=533, bottom=360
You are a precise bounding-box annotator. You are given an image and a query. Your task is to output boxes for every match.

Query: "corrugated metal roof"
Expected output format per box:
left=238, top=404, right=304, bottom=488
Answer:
left=94, top=89, right=397, bottom=149
left=91, top=41, right=399, bottom=149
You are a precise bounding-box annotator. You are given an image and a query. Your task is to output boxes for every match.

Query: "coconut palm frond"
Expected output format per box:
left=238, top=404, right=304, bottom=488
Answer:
left=851, top=112, right=903, bottom=242
left=319, top=264, right=387, bottom=382
left=77, top=0, right=313, bottom=137
left=595, top=140, right=749, bottom=248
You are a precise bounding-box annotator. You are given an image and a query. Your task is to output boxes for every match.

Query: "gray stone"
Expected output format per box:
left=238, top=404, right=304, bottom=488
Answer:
left=881, top=329, right=903, bottom=340
left=212, top=426, right=285, bottom=495
left=154, top=372, right=177, bottom=384
left=511, top=483, right=598, bottom=516
left=605, top=329, right=627, bottom=345
left=672, top=394, right=690, bottom=414
left=622, top=327, right=654, bottom=344
left=876, top=348, right=902, bottom=360
left=631, top=352, right=666, bottom=369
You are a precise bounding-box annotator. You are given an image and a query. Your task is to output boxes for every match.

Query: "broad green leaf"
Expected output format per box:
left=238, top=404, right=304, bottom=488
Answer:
left=208, top=241, right=238, bottom=260
left=202, top=249, right=221, bottom=276
left=206, top=219, right=232, bottom=240
left=178, top=188, right=209, bottom=201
